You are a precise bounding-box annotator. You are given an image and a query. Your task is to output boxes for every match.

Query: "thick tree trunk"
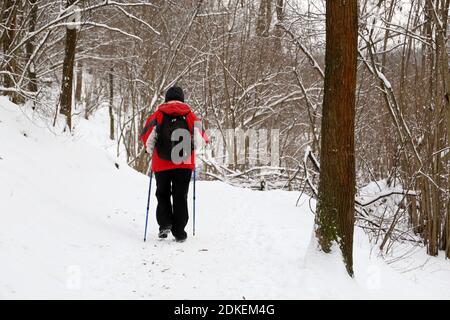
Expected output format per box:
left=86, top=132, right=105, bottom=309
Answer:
left=424, top=0, right=449, bottom=258
left=75, top=62, right=83, bottom=105
left=109, top=69, right=115, bottom=140
left=273, top=0, right=284, bottom=51
left=26, top=0, right=38, bottom=94
left=59, top=0, right=78, bottom=130
left=2, top=0, right=18, bottom=103
left=440, top=5, right=450, bottom=260
left=256, top=0, right=272, bottom=37
left=315, top=0, right=358, bottom=277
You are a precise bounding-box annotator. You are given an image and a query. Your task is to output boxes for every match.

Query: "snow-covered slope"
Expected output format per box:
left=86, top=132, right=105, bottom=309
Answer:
left=1, top=97, right=449, bottom=299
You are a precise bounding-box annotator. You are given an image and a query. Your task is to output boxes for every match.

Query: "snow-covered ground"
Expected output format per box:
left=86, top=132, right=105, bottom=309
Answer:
left=1, top=97, right=449, bottom=299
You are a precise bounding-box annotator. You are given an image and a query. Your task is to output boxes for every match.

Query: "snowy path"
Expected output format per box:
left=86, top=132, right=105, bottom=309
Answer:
left=136, top=182, right=313, bottom=299
left=1, top=97, right=449, bottom=299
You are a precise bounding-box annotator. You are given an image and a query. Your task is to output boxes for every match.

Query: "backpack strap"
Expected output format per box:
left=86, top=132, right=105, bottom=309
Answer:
left=140, top=118, right=157, bottom=138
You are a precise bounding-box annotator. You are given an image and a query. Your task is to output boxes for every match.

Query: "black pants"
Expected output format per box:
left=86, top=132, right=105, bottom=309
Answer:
left=155, top=168, right=192, bottom=239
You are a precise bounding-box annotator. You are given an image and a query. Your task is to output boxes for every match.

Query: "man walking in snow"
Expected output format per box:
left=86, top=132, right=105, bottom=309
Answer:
left=140, top=86, right=207, bottom=242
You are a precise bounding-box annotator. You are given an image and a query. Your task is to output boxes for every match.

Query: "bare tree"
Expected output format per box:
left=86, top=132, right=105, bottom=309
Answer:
left=315, top=0, right=358, bottom=276
left=25, top=0, right=38, bottom=95
left=59, top=0, right=78, bottom=130
left=1, top=0, right=18, bottom=103
left=109, top=67, right=115, bottom=140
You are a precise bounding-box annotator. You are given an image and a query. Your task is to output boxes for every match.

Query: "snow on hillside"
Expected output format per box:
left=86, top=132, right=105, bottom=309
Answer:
left=1, top=97, right=449, bottom=299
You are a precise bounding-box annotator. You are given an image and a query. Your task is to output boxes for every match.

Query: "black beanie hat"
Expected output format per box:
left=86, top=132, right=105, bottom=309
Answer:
left=165, top=86, right=185, bottom=103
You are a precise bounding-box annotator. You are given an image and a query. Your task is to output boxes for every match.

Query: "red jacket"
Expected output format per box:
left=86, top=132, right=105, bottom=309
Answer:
left=140, top=101, right=208, bottom=173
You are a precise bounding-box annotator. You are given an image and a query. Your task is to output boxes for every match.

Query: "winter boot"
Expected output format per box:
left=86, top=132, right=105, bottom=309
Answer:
left=158, top=228, right=171, bottom=239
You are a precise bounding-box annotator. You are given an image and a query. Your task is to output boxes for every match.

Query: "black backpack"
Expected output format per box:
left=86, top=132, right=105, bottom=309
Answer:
left=155, top=113, right=192, bottom=161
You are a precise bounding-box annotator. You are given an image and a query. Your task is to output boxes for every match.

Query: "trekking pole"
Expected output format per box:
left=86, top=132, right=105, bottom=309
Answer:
left=143, top=171, right=153, bottom=242
left=193, top=169, right=196, bottom=236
